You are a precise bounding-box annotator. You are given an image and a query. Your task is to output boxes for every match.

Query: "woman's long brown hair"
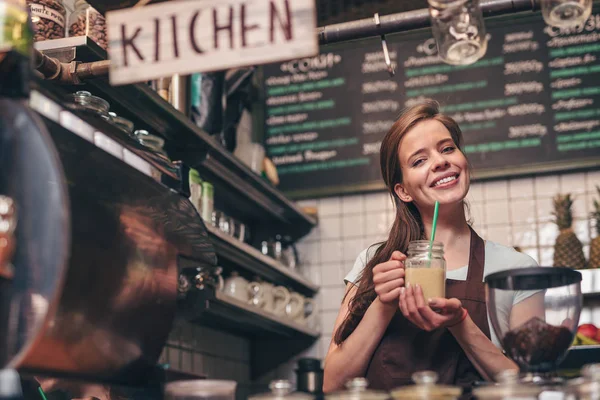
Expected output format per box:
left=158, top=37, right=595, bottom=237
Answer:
left=333, top=100, right=466, bottom=345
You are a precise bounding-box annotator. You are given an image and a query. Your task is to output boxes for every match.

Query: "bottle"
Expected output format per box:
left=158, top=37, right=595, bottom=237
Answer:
left=200, top=181, right=213, bottom=224
left=405, top=241, right=446, bottom=300
left=68, top=0, right=107, bottom=50
left=0, top=0, right=34, bottom=98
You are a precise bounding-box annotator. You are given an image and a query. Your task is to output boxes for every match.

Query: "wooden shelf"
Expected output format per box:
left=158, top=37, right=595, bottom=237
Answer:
left=183, top=288, right=319, bottom=340
left=34, top=37, right=317, bottom=241
left=206, top=224, right=318, bottom=296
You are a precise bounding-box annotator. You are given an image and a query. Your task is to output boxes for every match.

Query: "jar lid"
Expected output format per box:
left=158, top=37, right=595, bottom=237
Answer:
left=249, top=380, right=314, bottom=400
left=74, top=0, right=90, bottom=9
left=567, top=363, right=600, bottom=397
left=164, top=380, right=237, bottom=400
left=325, top=377, right=389, bottom=400
left=390, top=371, right=461, bottom=400
left=471, top=370, right=542, bottom=399
left=72, top=91, right=110, bottom=116
left=134, top=129, right=165, bottom=152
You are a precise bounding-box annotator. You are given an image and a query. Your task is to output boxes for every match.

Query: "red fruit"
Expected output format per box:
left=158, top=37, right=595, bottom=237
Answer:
left=578, top=324, right=598, bottom=339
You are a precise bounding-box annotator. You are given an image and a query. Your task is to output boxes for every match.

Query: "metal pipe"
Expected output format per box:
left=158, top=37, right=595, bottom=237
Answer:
left=317, top=0, right=540, bottom=45
left=33, top=48, right=110, bottom=84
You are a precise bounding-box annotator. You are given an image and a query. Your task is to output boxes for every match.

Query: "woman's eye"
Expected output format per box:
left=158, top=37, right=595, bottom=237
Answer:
left=442, top=146, right=455, bottom=153
left=412, top=159, right=424, bottom=167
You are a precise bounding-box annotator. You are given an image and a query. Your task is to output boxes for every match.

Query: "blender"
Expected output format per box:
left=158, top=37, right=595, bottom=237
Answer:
left=484, top=266, right=582, bottom=384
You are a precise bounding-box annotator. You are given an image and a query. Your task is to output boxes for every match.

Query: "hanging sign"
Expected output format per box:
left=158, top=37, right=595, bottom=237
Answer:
left=107, top=0, right=318, bottom=86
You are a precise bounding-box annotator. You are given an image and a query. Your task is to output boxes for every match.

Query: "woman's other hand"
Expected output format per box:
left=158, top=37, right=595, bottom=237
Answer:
left=399, top=283, right=466, bottom=331
left=372, top=251, right=406, bottom=304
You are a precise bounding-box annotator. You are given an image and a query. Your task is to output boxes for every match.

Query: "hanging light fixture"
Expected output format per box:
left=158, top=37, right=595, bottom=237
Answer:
left=427, top=0, right=488, bottom=65
left=540, top=0, right=592, bottom=27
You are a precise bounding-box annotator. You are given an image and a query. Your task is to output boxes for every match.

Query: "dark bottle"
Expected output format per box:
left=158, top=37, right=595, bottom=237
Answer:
left=0, top=0, right=34, bottom=98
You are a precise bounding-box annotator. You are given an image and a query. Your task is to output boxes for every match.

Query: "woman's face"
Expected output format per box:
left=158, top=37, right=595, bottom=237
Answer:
left=394, top=119, right=470, bottom=210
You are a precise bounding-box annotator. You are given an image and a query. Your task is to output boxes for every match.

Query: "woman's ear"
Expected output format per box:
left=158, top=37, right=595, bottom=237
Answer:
left=394, top=183, right=413, bottom=203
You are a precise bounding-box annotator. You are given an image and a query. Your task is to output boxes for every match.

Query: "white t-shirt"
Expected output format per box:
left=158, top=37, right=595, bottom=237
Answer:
left=344, top=240, right=539, bottom=348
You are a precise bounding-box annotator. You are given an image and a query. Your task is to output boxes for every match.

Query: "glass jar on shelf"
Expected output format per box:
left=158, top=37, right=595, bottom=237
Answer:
left=71, top=90, right=110, bottom=120
left=27, top=0, right=66, bottom=41
left=68, top=0, right=107, bottom=50
left=108, top=112, right=134, bottom=137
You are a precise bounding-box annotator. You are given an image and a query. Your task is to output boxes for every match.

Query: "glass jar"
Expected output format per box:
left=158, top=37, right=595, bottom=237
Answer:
left=249, top=380, right=314, bottom=400
left=325, top=377, right=390, bottom=400
left=134, top=129, right=166, bottom=154
left=472, top=370, right=542, bottom=399
left=427, top=0, right=487, bottom=65
left=391, top=371, right=462, bottom=400
left=567, top=363, right=600, bottom=399
left=27, top=0, right=66, bottom=41
left=68, top=0, right=107, bottom=50
left=108, top=112, right=134, bottom=137
left=405, top=241, right=446, bottom=300
left=71, top=90, right=110, bottom=120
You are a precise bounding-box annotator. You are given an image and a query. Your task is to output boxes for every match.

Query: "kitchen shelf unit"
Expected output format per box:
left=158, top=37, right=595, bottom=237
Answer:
left=35, top=37, right=317, bottom=243
left=206, top=224, right=318, bottom=297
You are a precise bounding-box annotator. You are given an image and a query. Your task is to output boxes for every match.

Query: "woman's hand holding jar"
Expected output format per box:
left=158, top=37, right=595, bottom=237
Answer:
left=372, top=250, right=406, bottom=305
left=399, top=285, right=467, bottom=331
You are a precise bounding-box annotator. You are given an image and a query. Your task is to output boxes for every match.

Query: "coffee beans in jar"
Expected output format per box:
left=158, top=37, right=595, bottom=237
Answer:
left=27, top=0, right=66, bottom=41
left=68, top=0, right=107, bottom=50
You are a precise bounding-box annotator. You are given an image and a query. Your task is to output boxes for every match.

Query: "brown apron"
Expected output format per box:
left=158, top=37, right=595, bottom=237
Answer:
left=365, top=228, right=490, bottom=395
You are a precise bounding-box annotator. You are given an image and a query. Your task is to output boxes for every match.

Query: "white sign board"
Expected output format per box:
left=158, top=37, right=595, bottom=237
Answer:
left=107, top=0, right=318, bottom=86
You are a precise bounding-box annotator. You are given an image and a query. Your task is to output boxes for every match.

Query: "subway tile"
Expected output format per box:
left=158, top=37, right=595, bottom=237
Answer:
left=296, top=199, right=318, bottom=208
left=343, top=238, right=365, bottom=263
left=467, top=182, right=484, bottom=202
left=467, top=202, right=485, bottom=228
left=560, top=172, right=587, bottom=194
left=512, top=224, right=538, bottom=248
left=365, top=210, right=389, bottom=239
left=538, top=223, right=559, bottom=246
left=485, top=180, right=509, bottom=201
left=319, top=216, right=342, bottom=239
left=305, top=266, right=322, bottom=286
left=321, top=239, right=343, bottom=264
left=574, top=219, right=591, bottom=243
left=342, top=194, right=364, bottom=214
left=319, top=197, right=341, bottom=217
left=486, top=225, right=512, bottom=246
left=298, top=241, right=320, bottom=267
left=536, top=197, right=555, bottom=223
left=321, top=264, right=344, bottom=286
left=320, top=310, right=340, bottom=335
left=320, top=286, right=346, bottom=311
left=168, top=347, right=181, bottom=371
left=580, top=308, right=593, bottom=325
left=535, top=175, right=561, bottom=197
left=509, top=177, right=535, bottom=199
left=571, top=194, right=588, bottom=219
left=319, top=336, right=332, bottom=360
left=539, top=247, right=554, bottom=266
left=485, top=200, right=510, bottom=226
left=193, top=352, right=205, bottom=376
left=341, top=214, right=365, bottom=238
left=181, top=350, right=193, bottom=373
left=520, top=247, right=540, bottom=263
left=365, top=191, right=390, bottom=212
left=587, top=170, right=600, bottom=191
left=510, top=199, right=537, bottom=224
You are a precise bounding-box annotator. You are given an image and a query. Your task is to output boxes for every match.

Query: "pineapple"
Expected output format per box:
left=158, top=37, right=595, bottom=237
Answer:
left=552, top=194, right=587, bottom=269
left=590, top=186, right=600, bottom=269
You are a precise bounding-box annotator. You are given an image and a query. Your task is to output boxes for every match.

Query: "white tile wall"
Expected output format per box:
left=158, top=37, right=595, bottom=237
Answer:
left=298, top=170, right=600, bottom=363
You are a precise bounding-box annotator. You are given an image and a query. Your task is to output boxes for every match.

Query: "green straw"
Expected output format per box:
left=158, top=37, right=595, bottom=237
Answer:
left=429, top=201, right=440, bottom=260
left=38, top=387, right=49, bottom=400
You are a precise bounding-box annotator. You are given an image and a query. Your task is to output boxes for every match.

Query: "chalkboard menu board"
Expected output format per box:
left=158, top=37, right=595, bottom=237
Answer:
left=262, top=11, right=600, bottom=198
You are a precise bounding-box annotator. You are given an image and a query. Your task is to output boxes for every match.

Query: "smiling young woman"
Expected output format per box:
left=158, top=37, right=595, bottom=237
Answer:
left=322, top=100, right=545, bottom=394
